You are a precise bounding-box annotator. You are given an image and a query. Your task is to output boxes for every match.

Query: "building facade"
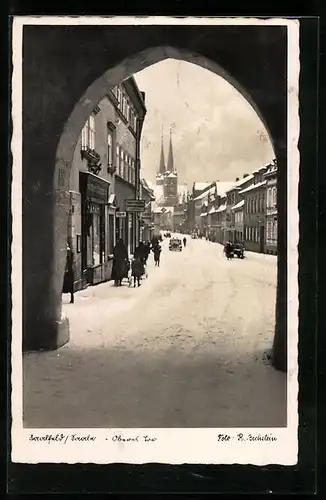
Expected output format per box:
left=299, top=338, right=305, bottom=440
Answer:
left=139, top=178, right=155, bottom=242
left=225, top=174, right=254, bottom=243
left=240, top=166, right=268, bottom=253
left=263, top=159, right=278, bottom=254
left=68, top=77, right=146, bottom=290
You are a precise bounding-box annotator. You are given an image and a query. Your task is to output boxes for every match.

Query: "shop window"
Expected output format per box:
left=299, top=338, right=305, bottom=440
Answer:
left=85, top=204, right=105, bottom=267
left=108, top=214, right=115, bottom=255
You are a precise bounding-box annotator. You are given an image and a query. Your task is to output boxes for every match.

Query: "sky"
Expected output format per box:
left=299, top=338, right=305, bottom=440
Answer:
left=134, top=59, right=275, bottom=188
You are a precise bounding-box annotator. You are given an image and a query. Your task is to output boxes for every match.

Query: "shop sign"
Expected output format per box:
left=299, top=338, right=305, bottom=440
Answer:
left=87, top=202, right=101, bottom=215
left=116, top=211, right=127, bottom=218
left=125, top=199, right=146, bottom=212
left=87, top=175, right=109, bottom=202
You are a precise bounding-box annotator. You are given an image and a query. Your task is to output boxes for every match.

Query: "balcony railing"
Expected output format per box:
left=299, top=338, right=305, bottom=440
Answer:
left=81, top=146, right=102, bottom=175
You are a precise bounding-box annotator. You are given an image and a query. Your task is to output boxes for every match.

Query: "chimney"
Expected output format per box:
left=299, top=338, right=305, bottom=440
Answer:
left=243, top=173, right=249, bottom=178
left=236, top=177, right=239, bottom=181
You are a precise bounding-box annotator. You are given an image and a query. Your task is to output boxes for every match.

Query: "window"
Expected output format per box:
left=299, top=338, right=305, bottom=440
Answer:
left=131, top=159, right=135, bottom=184
left=107, top=129, right=113, bottom=166
left=117, top=87, right=121, bottom=107
left=128, top=156, right=132, bottom=183
left=255, top=227, right=258, bottom=242
left=272, top=187, right=277, bottom=206
left=89, top=115, right=95, bottom=150
left=116, top=145, right=120, bottom=173
left=267, top=187, right=272, bottom=208
left=124, top=152, right=128, bottom=179
left=120, top=148, right=124, bottom=177
left=126, top=101, right=130, bottom=122
left=130, top=108, right=134, bottom=129
left=81, top=115, right=96, bottom=150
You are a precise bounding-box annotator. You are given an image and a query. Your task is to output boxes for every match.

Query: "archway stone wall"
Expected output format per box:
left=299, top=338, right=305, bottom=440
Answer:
left=22, top=25, right=287, bottom=371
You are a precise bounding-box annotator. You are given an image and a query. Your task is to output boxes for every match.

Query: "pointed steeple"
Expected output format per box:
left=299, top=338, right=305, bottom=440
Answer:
left=158, top=126, right=165, bottom=175
left=167, top=127, right=175, bottom=173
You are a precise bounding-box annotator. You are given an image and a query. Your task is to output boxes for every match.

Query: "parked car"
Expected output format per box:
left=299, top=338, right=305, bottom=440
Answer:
left=169, top=238, right=182, bottom=251
left=233, top=243, right=245, bottom=259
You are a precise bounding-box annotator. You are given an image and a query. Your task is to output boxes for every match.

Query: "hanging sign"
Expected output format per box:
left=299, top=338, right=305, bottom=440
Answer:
left=125, top=199, right=146, bottom=212
left=116, top=211, right=127, bottom=218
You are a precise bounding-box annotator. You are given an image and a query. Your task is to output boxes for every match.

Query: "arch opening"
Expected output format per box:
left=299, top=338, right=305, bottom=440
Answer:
left=23, top=41, right=286, bottom=376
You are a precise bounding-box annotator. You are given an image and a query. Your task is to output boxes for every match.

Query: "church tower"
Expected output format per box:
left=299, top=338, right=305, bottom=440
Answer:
left=164, top=128, right=178, bottom=206
left=156, top=127, right=165, bottom=186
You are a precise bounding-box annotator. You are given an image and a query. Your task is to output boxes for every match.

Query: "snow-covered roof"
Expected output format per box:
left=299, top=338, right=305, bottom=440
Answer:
left=239, top=180, right=266, bottom=194
left=225, top=174, right=254, bottom=193
left=208, top=206, right=217, bottom=214
left=194, top=186, right=214, bottom=201
left=200, top=212, right=207, bottom=217
left=194, top=182, right=211, bottom=192
left=194, top=181, right=236, bottom=201
left=167, top=172, right=177, bottom=178
left=216, top=181, right=236, bottom=197
left=231, top=199, right=245, bottom=211
left=216, top=204, right=227, bottom=213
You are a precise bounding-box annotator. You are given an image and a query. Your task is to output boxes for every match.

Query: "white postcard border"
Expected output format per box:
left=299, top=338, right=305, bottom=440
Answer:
left=11, top=16, right=300, bottom=465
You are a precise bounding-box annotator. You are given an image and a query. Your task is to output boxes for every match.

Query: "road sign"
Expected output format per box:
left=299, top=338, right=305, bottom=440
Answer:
left=125, top=199, right=146, bottom=212
left=116, top=211, right=126, bottom=218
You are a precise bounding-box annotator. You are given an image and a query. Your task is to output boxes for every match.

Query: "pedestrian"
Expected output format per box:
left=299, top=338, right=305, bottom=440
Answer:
left=152, top=242, right=162, bottom=267
left=135, top=241, right=147, bottom=275
left=131, top=255, right=143, bottom=287
left=112, top=238, right=128, bottom=286
left=224, top=241, right=233, bottom=261
left=62, top=242, right=75, bottom=303
left=183, top=237, right=187, bottom=248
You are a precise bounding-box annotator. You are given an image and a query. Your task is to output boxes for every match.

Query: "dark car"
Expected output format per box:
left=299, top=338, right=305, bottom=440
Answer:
left=233, top=243, right=245, bottom=258
left=169, top=238, right=182, bottom=251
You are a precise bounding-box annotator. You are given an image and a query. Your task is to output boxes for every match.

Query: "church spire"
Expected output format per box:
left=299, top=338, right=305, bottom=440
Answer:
left=158, top=125, right=165, bottom=175
left=167, top=127, right=175, bottom=173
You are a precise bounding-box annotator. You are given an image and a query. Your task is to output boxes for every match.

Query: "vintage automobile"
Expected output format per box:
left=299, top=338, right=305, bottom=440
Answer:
left=169, top=238, right=182, bottom=251
left=233, top=243, right=245, bottom=259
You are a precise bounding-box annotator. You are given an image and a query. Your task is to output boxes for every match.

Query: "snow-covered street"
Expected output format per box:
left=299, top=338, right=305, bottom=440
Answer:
left=23, top=236, right=286, bottom=428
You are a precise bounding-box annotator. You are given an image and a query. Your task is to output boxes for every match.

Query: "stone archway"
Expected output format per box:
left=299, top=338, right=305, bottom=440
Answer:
left=22, top=25, right=287, bottom=371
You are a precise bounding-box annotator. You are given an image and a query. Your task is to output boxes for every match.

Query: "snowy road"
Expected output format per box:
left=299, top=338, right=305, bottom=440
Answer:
left=23, top=236, right=286, bottom=428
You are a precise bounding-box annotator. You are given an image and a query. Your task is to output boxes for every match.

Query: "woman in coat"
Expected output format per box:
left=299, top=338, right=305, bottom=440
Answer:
left=112, top=239, right=128, bottom=286
left=63, top=242, right=75, bottom=303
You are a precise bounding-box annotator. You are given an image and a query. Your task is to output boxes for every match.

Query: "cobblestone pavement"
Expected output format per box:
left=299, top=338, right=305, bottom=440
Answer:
left=23, top=237, right=286, bottom=428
